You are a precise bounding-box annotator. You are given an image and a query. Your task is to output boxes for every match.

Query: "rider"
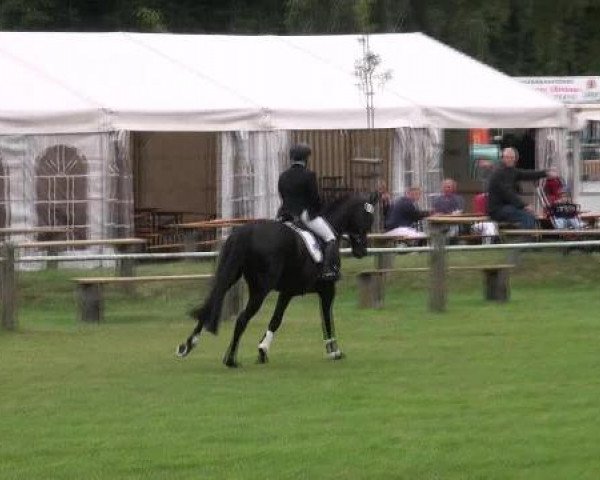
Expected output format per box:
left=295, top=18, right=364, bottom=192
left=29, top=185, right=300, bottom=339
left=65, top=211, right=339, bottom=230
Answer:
left=277, top=143, right=340, bottom=281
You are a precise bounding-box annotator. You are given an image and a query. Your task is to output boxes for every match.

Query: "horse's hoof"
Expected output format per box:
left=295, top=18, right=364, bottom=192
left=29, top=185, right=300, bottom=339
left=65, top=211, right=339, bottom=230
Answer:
left=257, top=347, right=269, bottom=364
left=223, top=357, right=239, bottom=368
left=328, top=350, right=345, bottom=360
left=176, top=344, right=189, bottom=358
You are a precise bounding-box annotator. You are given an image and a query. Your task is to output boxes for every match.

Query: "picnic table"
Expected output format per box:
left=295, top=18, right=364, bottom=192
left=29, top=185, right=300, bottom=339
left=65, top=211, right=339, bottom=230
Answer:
left=169, top=218, right=260, bottom=252
left=425, top=214, right=489, bottom=225
left=171, top=217, right=258, bottom=229
left=579, top=212, right=600, bottom=228
left=135, top=208, right=201, bottom=245
left=357, top=216, right=513, bottom=312
left=501, top=228, right=600, bottom=237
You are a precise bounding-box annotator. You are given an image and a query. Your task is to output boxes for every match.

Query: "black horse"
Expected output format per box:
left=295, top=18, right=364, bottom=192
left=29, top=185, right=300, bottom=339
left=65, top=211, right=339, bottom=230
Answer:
left=176, top=193, right=378, bottom=367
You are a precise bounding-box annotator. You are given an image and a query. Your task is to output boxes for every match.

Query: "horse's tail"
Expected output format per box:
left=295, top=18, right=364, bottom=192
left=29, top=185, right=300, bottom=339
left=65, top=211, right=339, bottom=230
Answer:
left=189, top=230, right=246, bottom=334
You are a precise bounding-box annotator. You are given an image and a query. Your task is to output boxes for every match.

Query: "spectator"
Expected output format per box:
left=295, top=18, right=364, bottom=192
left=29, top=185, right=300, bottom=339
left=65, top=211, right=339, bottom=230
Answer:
left=474, top=157, right=496, bottom=186
left=432, top=178, right=464, bottom=215
left=433, top=178, right=464, bottom=238
left=487, top=147, right=556, bottom=229
left=384, top=186, right=429, bottom=239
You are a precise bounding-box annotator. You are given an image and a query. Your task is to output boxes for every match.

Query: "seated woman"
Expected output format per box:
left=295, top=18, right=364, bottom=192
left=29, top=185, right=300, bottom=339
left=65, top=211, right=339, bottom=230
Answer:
left=384, top=186, right=429, bottom=239
left=432, top=178, right=464, bottom=238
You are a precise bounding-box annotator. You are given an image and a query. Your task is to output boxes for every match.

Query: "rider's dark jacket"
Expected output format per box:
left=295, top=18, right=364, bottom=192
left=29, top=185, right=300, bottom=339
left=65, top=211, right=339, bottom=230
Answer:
left=277, top=162, right=322, bottom=220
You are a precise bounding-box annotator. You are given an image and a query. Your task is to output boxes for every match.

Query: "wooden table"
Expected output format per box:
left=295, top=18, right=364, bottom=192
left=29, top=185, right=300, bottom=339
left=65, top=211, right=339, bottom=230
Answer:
left=135, top=207, right=191, bottom=231
left=579, top=212, right=600, bottom=228
left=171, top=217, right=258, bottom=229
left=500, top=228, right=600, bottom=238
left=154, top=209, right=198, bottom=229
left=170, top=218, right=259, bottom=253
left=425, top=215, right=489, bottom=225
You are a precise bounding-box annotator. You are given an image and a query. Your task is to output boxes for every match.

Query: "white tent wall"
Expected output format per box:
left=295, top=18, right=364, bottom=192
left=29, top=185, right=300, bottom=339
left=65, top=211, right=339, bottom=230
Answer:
left=0, top=132, right=132, bottom=268
left=219, top=133, right=235, bottom=221
left=251, top=131, right=290, bottom=220
left=1, top=149, right=10, bottom=228
left=219, top=131, right=289, bottom=224
left=108, top=131, right=134, bottom=239
left=391, top=128, right=444, bottom=210
left=535, top=128, right=570, bottom=213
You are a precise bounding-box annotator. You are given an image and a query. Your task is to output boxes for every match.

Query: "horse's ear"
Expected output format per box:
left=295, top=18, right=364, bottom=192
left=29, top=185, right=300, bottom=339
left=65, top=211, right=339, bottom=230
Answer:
left=368, top=192, right=380, bottom=205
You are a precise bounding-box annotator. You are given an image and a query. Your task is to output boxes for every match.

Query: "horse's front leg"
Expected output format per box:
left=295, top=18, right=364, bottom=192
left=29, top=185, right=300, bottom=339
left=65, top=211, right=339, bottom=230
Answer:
left=257, top=292, right=293, bottom=364
left=318, top=281, right=344, bottom=360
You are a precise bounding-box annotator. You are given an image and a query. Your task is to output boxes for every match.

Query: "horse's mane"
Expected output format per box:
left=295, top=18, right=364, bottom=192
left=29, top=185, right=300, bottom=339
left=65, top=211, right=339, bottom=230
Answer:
left=321, top=194, right=357, bottom=215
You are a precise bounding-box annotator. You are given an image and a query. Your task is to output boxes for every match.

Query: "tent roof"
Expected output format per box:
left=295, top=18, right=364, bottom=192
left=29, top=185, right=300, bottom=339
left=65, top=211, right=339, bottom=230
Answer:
left=0, top=32, right=568, bottom=134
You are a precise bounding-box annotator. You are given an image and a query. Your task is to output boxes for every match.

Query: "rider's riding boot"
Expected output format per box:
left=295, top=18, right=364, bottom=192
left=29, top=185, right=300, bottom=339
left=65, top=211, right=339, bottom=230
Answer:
left=320, top=240, right=340, bottom=281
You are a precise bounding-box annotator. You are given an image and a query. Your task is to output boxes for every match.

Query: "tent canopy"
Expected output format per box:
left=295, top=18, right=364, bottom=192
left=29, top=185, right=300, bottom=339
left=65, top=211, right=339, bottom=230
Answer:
left=0, top=31, right=568, bottom=134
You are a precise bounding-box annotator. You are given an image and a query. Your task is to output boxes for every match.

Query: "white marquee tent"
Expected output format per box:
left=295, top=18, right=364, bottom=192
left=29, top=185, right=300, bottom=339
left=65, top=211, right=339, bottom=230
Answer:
left=0, top=32, right=570, bottom=254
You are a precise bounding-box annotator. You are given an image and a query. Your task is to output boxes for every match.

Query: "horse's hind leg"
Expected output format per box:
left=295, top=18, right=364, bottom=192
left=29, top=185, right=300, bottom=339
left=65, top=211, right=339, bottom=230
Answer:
left=223, top=288, right=268, bottom=368
left=257, top=292, right=292, bottom=364
left=176, top=317, right=204, bottom=358
left=318, top=282, right=344, bottom=360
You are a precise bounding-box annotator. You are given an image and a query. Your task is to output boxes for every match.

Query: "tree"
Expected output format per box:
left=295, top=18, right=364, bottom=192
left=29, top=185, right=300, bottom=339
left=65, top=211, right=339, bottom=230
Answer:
left=1, top=0, right=600, bottom=75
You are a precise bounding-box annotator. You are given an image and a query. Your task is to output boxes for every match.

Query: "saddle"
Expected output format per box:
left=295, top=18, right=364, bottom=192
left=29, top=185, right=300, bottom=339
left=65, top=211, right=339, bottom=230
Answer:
left=282, top=221, right=324, bottom=263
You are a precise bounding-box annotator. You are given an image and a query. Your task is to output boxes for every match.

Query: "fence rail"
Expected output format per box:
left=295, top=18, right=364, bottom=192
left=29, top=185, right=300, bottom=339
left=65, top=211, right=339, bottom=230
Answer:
left=3, top=239, right=600, bottom=331
left=1, top=240, right=600, bottom=263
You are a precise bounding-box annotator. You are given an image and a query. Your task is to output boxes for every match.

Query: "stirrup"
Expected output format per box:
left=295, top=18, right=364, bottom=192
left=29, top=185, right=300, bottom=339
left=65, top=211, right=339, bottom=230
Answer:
left=320, top=268, right=340, bottom=281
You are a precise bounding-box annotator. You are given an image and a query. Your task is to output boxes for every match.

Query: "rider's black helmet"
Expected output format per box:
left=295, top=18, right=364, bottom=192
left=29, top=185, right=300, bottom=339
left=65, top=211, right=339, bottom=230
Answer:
left=289, top=143, right=312, bottom=163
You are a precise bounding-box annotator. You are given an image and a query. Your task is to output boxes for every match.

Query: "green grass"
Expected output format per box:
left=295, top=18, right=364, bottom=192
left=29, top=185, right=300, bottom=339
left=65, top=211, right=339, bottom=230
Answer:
left=1, top=253, right=600, bottom=479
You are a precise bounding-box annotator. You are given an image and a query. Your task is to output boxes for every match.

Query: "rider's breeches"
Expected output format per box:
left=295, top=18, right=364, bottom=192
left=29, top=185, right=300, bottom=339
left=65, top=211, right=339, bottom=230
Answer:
left=300, top=211, right=336, bottom=243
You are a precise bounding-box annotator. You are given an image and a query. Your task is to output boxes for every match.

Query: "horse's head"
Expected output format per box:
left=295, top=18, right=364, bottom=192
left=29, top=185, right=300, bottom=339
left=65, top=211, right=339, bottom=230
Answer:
left=324, top=193, right=378, bottom=259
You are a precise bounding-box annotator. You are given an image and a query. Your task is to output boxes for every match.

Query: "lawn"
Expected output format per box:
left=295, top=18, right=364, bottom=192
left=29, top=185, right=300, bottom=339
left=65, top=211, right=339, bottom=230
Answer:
left=1, top=252, right=600, bottom=479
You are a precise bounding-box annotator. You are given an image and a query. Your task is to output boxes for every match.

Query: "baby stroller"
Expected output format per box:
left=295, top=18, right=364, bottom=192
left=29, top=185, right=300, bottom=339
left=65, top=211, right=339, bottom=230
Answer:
left=537, top=178, right=585, bottom=230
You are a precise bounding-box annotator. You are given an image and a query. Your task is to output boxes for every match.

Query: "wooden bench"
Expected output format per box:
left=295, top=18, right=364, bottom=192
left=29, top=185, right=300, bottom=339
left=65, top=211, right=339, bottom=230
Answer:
left=357, top=264, right=514, bottom=309
left=73, top=274, right=213, bottom=322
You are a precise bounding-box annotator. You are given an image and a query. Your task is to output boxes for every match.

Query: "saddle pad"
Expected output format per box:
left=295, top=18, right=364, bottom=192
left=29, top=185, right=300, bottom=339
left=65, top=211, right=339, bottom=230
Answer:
left=284, top=222, right=323, bottom=263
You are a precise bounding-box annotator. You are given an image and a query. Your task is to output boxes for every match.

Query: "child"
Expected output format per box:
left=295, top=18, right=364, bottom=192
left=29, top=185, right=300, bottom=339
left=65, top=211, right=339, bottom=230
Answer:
left=549, top=191, right=585, bottom=229
left=543, top=167, right=563, bottom=205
